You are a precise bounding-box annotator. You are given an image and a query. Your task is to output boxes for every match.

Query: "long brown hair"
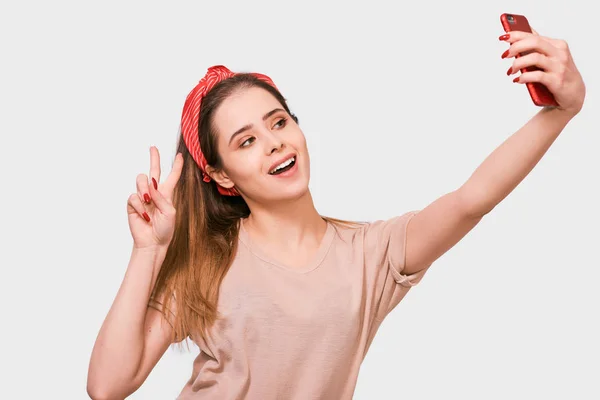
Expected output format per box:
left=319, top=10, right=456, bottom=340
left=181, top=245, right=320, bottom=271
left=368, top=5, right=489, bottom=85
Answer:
left=149, top=73, right=361, bottom=349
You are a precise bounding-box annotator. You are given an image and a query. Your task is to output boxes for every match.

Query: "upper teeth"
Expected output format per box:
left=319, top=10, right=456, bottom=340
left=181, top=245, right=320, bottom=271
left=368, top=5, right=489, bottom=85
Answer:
left=270, top=157, right=295, bottom=174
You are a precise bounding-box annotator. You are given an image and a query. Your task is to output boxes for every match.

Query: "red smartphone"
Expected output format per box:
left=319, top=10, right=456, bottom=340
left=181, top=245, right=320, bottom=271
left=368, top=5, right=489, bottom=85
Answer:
left=500, top=13, right=558, bottom=107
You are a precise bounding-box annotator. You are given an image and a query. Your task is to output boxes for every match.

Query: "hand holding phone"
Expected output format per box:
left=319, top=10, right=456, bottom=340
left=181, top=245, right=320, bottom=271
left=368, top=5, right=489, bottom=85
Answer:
left=500, top=13, right=559, bottom=107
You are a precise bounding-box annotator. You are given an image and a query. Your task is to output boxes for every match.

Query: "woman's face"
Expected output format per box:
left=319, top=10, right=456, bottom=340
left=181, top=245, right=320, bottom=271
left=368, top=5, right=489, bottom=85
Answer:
left=208, top=86, right=310, bottom=202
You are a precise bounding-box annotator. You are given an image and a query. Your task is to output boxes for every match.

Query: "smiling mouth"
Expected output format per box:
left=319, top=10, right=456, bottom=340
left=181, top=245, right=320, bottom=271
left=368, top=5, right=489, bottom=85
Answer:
left=268, top=156, right=296, bottom=175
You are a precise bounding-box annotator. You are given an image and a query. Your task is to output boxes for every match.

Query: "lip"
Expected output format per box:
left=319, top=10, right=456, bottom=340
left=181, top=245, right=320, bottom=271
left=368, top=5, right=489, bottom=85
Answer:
left=268, top=153, right=296, bottom=174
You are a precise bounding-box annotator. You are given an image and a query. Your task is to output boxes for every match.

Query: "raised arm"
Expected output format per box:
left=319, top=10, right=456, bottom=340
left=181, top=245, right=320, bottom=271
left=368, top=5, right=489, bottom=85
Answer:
left=87, top=248, right=175, bottom=400
left=403, top=28, right=585, bottom=275
left=87, top=147, right=184, bottom=399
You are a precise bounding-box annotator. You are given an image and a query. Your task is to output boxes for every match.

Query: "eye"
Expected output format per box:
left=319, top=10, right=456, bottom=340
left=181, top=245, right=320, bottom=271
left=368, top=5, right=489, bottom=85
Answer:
left=273, top=117, right=288, bottom=129
left=240, top=137, right=255, bottom=148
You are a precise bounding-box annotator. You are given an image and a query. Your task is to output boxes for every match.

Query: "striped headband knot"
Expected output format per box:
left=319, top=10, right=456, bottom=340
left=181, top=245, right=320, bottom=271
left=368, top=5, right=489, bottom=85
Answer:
left=180, top=65, right=278, bottom=196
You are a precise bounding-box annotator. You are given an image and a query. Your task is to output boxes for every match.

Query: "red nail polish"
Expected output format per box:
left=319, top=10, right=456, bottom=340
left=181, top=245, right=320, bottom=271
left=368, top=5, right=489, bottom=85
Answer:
left=152, top=178, right=158, bottom=190
left=513, top=76, right=520, bottom=83
left=506, top=66, right=513, bottom=75
left=501, top=49, right=510, bottom=59
left=143, top=212, right=151, bottom=222
left=499, top=34, right=510, bottom=41
left=144, top=193, right=151, bottom=203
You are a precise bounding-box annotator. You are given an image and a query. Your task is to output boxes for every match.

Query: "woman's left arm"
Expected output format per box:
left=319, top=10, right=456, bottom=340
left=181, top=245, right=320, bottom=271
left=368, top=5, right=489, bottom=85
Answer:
left=403, top=29, right=586, bottom=275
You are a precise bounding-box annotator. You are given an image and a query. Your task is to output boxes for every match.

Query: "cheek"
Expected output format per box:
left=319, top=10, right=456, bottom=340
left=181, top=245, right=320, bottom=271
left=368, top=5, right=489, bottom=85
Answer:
left=223, top=151, right=263, bottom=182
left=290, top=129, right=308, bottom=151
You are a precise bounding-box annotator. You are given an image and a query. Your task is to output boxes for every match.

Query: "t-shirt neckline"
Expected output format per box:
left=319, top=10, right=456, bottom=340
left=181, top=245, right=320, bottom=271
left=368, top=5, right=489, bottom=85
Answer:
left=238, top=217, right=335, bottom=274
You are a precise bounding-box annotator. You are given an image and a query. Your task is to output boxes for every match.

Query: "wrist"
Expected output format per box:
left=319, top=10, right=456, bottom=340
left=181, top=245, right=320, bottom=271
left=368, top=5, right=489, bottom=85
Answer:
left=543, top=105, right=578, bottom=123
left=131, top=245, right=168, bottom=267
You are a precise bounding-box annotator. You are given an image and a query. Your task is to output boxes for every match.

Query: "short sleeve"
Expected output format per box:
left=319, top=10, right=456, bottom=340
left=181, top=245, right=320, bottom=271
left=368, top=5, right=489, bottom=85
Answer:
left=363, top=210, right=432, bottom=321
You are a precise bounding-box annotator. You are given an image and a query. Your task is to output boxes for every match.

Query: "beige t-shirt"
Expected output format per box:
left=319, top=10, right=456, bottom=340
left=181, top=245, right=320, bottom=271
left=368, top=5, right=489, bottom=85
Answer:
left=176, top=211, right=432, bottom=400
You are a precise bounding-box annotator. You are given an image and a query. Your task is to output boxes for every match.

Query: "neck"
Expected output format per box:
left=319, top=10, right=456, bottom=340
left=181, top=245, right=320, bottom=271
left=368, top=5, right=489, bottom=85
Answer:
left=243, top=190, right=327, bottom=248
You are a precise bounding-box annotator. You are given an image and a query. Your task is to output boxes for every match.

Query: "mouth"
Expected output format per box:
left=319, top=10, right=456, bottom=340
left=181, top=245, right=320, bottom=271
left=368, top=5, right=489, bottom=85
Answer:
left=268, top=156, right=296, bottom=175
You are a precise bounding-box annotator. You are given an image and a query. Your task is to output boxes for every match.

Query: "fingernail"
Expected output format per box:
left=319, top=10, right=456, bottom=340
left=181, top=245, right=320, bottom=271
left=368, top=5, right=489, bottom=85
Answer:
left=142, top=212, right=151, bottom=222
left=513, top=76, right=520, bottom=83
left=501, top=49, right=510, bottom=59
left=144, top=193, right=151, bottom=203
left=506, top=66, right=512, bottom=75
left=499, top=34, right=510, bottom=41
left=152, top=178, right=158, bottom=190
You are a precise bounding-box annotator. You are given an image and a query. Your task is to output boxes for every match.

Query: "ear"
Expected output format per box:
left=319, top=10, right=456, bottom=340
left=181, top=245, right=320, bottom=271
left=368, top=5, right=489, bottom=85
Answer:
left=205, top=165, right=235, bottom=189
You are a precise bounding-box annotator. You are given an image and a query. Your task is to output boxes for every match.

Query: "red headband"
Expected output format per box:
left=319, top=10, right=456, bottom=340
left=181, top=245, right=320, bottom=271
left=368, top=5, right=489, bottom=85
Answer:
left=180, top=65, right=278, bottom=196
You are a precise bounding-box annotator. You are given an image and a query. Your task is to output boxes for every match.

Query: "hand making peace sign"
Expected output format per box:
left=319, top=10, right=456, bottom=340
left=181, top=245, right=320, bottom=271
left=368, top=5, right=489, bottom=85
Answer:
left=126, top=147, right=184, bottom=250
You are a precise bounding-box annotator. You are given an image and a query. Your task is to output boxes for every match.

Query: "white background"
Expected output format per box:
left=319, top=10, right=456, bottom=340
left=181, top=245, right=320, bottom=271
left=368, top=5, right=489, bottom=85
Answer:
left=1, top=0, right=598, bottom=399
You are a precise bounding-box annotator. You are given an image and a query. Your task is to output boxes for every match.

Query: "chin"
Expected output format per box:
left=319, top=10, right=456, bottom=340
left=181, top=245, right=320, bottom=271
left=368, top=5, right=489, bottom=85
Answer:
left=246, top=179, right=308, bottom=203
left=285, top=181, right=310, bottom=199
left=271, top=180, right=310, bottom=201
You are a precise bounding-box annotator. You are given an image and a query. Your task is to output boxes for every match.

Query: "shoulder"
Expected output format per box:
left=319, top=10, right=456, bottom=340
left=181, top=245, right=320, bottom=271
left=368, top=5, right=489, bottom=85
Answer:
left=360, top=211, right=417, bottom=240
left=324, top=211, right=416, bottom=236
left=324, top=217, right=367, bottom=241
left=322, top=212, right=419, bottom=257
left=322, top=212, right=409, bottom=246
left=349, top=212, right=420, bottom=264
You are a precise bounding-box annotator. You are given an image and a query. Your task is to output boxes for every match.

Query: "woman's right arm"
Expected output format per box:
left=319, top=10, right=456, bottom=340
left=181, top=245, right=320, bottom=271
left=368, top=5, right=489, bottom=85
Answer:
left=88, top=147, right=184, bottom=399
left=87, top=246, right=173, bottom=400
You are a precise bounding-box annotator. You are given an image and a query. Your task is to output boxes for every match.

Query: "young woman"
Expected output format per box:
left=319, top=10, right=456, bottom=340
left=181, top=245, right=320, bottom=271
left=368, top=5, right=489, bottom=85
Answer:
left=88, top=29, right=585, bottom=399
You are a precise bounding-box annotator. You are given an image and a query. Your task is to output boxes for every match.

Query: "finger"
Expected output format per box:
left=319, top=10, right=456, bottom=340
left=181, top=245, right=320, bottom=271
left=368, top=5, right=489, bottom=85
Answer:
left=502, top=29, right=564, bottom=55
left=499, top=30, right=533, bottom=43
left=513, top=70, right=554, bottom=90
left=503, top=36, right=557, bottom=59
left=127, top=193, right=151, bottom=222
left=531, top=31, right=566, bottom=49
left=136, top=173, right=152, bottom=204
left=150, top=146, right=162, bottom=185
left=531, top=27, right=539, bottom=36
left=162, top=152, right=185, bottom=199
left=500, top=30, right=547, bottom=43
left=507, top=52, right=554, bottom=76
left=148, top=177, right=175, bottom=216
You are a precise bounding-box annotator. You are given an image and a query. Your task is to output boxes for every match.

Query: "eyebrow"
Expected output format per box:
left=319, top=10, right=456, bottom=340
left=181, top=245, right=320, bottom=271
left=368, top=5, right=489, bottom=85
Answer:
left=228, top=108, right=285, bottom=145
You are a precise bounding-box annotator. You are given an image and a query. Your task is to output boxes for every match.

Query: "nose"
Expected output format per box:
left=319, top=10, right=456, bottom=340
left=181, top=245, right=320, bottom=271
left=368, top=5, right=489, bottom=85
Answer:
left=269, top=142, right=284, bottom=155
left=264, top=130, right=285, bottom=155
